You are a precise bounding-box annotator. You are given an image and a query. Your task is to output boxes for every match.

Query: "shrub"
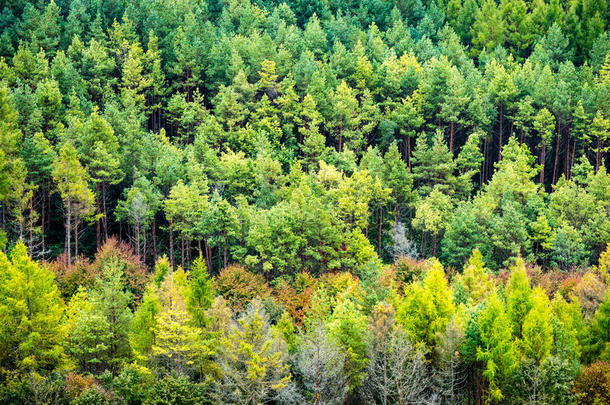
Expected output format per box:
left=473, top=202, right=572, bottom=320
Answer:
left=575, top=272, right=606, bottom=317
left=392, top=256, right=427, bottom=285
left=274, top=272, right=317, bottom=326
left=573, top=361, right=610, bottom=405
left=144, top=374, right=207, bottom=405
left=46, top=255, right=95, bottom=299
left=213, top=265, right=271, bottom=311
left=46, top=238, right=148, bottom=303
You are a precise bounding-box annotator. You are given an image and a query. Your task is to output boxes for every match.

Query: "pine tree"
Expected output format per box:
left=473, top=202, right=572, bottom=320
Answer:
left=52, top=143, right=95, bottom=263
left=522, top=287, right=554, bottom=365
left=591, top=111, right=609, bottom=171
left=456, top=248, right=495, bottom=304
left=185, top=255, right=214, bottom=328
left=0, top=243, right=65, bottom=374
left=476, top=293, right=517, bottom=402
left=506, top=258, right=533, bottom=338
left=397, top=259, right=455, bottom=348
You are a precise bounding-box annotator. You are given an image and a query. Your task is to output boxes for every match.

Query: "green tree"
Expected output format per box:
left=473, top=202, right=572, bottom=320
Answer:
left=79, top=110, right=124, bottom=246
left=413, top=187, right=453, bottom=257
left=328, top=297, right=371, bottom=395
left=521, top=287, right=554, bottom=365
left=455, top=249, right=495, bottom=304
left=52, top=143, right=95, bottom=262
left=185, top=255, right=214, bottom=328
left=397, top=260, right=455, bottom=348
left=591, top=111, right=609, bottom=171
left=506, top=258, right=533, bottom=338
left=476, top=293, right=517, bottom=403
left=533, top=107, right=555, bottom=184
left=0, top=243, right=65, bottom=374
left=67, top=263, right=133, bottom=374
left=471, top=0, right=506, bottom=57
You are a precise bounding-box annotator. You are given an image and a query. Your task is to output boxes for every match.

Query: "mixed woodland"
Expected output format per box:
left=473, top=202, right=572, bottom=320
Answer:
left=1, top=0, right=610, bottom=403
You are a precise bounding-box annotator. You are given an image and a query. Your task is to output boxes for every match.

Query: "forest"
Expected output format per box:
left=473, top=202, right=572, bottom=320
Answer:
left=0, top=0, right=609, bottom=403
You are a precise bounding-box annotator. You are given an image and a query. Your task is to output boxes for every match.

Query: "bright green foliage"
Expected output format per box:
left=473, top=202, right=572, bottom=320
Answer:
left=506, top=258, right=533, bottom=338
left=589, top=291, right=610, bottom=361
left=476, top=293, right=517, bottom=403
left=413, top=187, right=453, bottom=256
left=151, top=301, right=209, bottom=377
left=184, top=255, right=214, bottom=328
left=130, top=287, right=160, bottom=361
left=327, top=297, right=371, bottom=392
left=0, top=243, right=65, bottom=374
left=456, top=249, right=495, bottom=304
left=0, top=86, right=25, bottom=206
left=397, top=260, right=455, bottom=348
left=411, top=130, right=456, bottom=196
left=0, top=0, right=608, bottom=401
left=472, top=0, right=506, bottom=56
left=521, top=287, right=554, bottom=364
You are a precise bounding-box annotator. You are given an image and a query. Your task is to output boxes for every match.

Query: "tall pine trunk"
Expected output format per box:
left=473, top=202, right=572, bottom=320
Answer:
left=540, top=144, right=546, bottom=185
left=449, top=121, right=454, bottom=153
left=96, top=182, right=101, bottom=250
left=102, top=181, right=108, bottom=241
left=378, top=206, right=383, bottom=257
left=498, top=106, right=503, bottom=160
left=66, top=197, right=71, bottom=264
left=552, top=120, right=561, bottom=185
left=169, top=219, right=174, bottom=269
left=564, top=125, right=571, bottom=178
left=152, top=216, right=157, bottom=265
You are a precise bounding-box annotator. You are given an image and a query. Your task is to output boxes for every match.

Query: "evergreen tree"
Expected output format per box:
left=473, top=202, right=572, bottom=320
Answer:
left=52, top=143, right=95, bottom=262
left=0, top=243, right=65, bottom=374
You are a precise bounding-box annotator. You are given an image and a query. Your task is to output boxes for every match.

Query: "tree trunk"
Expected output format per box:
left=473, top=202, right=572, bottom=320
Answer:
left=378, top=206, right=383, bottom=258
left=498, top=106, right=503, bottom=161
left=570, top=137, right=576, bottom=178
left=540, top=144, right=546, bottom=184
left=552, top=119, right=561, bottom=185
left=596, top=138, right=602, bottom=171
left=135, top=222, right=140, bottom=256
left=205, top=240, right=213, bottom=275
left=223, top=230, right=228, bottom=269
left=66, top=198, right=71, bottom=264
left=482, top=137, right=487, bottom=185
left=102, top=181, right=108, bottom=241
left=564, top=125, right=571, bottom=178
left=449, top=121, right=454, bottom=153
left=169, top=220, right=174, bottom=269
left=152, top=216, right=157, bottom=265
left=406, top=133, right=412, bottom=170
left=96, top=182, right=101, bottom=250
left=74, top=221, right=78, bottom=259
left=181, top=236, right=185, bottom=270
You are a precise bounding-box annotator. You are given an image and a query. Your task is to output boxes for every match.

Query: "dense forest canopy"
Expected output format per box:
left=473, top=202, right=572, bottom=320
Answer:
left=0, top=0, right=610, bottom=403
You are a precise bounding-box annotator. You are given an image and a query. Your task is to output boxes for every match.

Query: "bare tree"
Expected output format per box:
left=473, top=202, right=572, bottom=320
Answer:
left=364, top=326, right=438, bottom=405
left=295, top=322, right=349, bottom=405
left=435, top=318, right=467, bottom=404
left=390, top=220, right=418, bottom=261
